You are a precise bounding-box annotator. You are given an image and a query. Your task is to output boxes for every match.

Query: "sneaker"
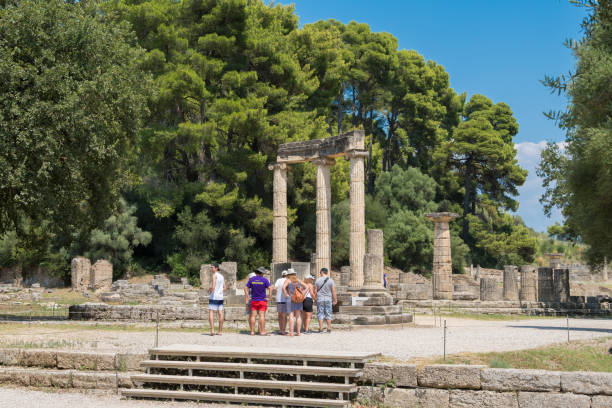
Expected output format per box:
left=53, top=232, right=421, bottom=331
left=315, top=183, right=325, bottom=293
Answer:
left=326, top=329, right=331, bottom=334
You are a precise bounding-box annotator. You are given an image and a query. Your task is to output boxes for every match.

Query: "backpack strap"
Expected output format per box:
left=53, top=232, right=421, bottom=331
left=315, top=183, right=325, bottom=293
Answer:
left=317, top=277, right=329, bottom=291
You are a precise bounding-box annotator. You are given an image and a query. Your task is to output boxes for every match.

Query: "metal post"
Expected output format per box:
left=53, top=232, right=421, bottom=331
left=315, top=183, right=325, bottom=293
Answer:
left=114, top=354, right=119, bottom=394
left=566, top=314, right=570, bottom=343
left=443, top=320, right=447, bottom=360
left=155, top=311, right=159, bottom=348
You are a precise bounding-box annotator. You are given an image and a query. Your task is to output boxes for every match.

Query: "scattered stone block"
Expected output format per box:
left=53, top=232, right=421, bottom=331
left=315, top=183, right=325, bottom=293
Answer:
left=362, top=362, right=417, bottom=387
left=560, top=371, right=612, bottom=395
left=481, top=368, right=560, bottom=392
left=385, top=388, right=449, bottom=408
left=356, top=385, right=384, bottom=405
left=0, top=349, right=21, bottom=366
left=418, top=365, right=485, bottom=390
left=449, top=390, right=518, bottom=408
left=71, top=257, right=91, bottom=292
left=517, top=391, right=590, bottom=408
left=19, top=350, right=56, bottom=368
left=89, top=260, right=113, bottom=293
left=100, top=292, right=121, bottom=303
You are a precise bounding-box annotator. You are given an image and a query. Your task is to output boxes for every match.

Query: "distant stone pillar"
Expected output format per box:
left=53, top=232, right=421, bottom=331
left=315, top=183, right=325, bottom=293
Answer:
left=553, top=269, right=570, bottom=303
left=425, top=212, right=459, bottom=300
left=603, top=257, right=608, bottom=282
left=519, top=265, right=537, bottom=302
left=367, top=229, right=384, bottom=287
left=269, top=163, right=288, bottom=264
left=537, top=268, right=554, bottom=302
left=71, top=257, right=91, bottom=292
left=503, top=265, right=519, bottom=301
left=347, top=150, right=368, bottom=289
left=469, top=264, right=474, bottom=278
left=314, top=158, right=334, bottom=274
left=362, top=254, right=384, bottom=290
left=475, top=265, right=481, bottom=280
left=480, top=278, right=498, bottom=301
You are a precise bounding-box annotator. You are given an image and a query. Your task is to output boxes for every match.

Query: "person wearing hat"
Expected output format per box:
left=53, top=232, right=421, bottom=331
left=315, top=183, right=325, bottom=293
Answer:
left=301, top=274, right=316, bottom=334
left=244, top=267, right=271, bottom=335
left=281, top=269, right=307, bottom=336
left=272, top=270, right=288, bottom=335
left=208, top=263, right=226, bottom=336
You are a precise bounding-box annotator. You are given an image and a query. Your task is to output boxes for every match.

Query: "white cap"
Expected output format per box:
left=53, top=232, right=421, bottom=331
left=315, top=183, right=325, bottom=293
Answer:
left=286, top=268, right=296, bottom=275
left=305, top=274, right=314, bottom=280
left=281, top=270, right=288, bottom=276
left=247, top=272, right=256, bottom=279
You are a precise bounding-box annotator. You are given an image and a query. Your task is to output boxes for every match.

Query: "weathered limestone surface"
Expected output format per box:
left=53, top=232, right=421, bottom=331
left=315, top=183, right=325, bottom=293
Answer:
left=269, top=163, right=288, bottom=264
left=219, top=261, right=237, bottom=291
left=519, top=265, right=538, bottom=301
left=362, top=362, right=417, bottom=387
left=479, top=278, right=499, bottom=301
left=418, top=365, right=484, bottom=389
left=385, top=388, right=449, bottom=408
left=348, top=151, right=367, bottom=289
left=554, top=269, right=570, bottom=302
left=449, top=390, right=518, bottom=408
left=314, top=158, right=333, bottom=275
left=362, top=254, right=384, bottom=290
left=592, top=395, right=612, bottom=408
left=560, top=371, right=612, bottom=395
left=277, top=129, right=364, bottom=163
left=339, top=266, right=351, bottom=286
left=518, top=392, right=590, bottom=408
left=425, top=212, right=458, bottom=300
left=71, top=257, right=91, bottom=292
left=503, top=265, right=519, bottom=301
left=547, top=253, right=563, bottom=269
left=538, top=268, right=554, bottom=302
left=367, top=229, right=384, bottom=258
left=199, top=264, right=212, bottom=290
left=481, top=368, right=560, bottom=392
left=89, top=260, right=112, bottom=292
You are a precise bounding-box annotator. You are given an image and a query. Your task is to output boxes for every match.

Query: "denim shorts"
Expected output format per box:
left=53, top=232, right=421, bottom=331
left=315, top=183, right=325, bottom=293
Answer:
left=316, top=300, right=333, bottom=321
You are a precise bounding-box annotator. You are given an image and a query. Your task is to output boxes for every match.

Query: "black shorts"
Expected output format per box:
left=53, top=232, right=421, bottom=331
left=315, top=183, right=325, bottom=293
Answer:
left=303, top=298, right=313, bottom=313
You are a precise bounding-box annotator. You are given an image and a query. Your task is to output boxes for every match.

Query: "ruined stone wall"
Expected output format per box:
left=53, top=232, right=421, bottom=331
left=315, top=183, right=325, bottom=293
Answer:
left=89, top=260, right=113, bottom=292
left=71, top=257, right=91, bottom=292
left=359, top=362, right=612, bottom=408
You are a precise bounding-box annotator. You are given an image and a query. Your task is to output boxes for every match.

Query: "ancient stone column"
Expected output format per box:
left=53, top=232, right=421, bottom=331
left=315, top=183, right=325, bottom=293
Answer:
left=553, top=268, right=570, bottom=303
left=347, top=150, right=368, bottom=289
left=314, top=158, right=334, bottom=274
left=362, top=253, right=384, bottom=290
left=503, top=265, right=519, bottom=301
left=269, top=163, right=288, bottom=264
left=367, top=229, right=384, bottom=287
left=425, top=212, right=459, bottom=300
left=546, top=253, right=563, bottom=269
left=519, top=265, right=538, bottom=302
left=71, top=257, right=91, bottom=292
left=603, top=257, right=608, bottom=282
left=537, top=267, right=554, bottom=302
left=480, top=278, right=498, bottom=301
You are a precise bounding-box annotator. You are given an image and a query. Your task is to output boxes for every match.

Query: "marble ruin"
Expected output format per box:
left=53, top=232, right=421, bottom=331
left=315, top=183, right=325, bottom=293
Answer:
left=425, top=212, right=459, bottom=300
left=71, top=257, right=91, bottom=292
left=89, top=260, right=113, bottom=293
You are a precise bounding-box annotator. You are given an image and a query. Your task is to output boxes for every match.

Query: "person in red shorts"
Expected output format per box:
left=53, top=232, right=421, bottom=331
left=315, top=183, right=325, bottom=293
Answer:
left=244, top=266, right=271, bottom=335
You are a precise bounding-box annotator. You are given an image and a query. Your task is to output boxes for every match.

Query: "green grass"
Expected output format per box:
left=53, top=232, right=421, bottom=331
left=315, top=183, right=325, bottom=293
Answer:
left=414, top=336, right=612, bottom=372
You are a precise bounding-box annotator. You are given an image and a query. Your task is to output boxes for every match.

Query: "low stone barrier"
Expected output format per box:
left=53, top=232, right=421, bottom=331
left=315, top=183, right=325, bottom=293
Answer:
left=359, top=362, right=612, bottom=407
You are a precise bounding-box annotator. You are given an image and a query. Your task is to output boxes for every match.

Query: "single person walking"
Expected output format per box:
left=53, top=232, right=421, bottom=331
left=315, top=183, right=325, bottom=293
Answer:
left=208, top=263, right=226, bottom=336
left=301, top=274, right=315, bottom=334
left=245, top=267, right=271, bottom=335
left=282, top=269, right=307, bottom=336
left=272, top=270, right=288, bottom=335
left=313, top=267, right=337, bottom=333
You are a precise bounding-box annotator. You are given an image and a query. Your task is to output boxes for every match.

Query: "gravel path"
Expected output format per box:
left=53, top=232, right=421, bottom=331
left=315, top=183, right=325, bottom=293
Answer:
left=1, top=316, right=610, bottom=360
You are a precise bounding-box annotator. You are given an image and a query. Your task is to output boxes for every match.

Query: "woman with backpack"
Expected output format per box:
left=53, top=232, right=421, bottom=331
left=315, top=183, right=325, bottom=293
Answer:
left=301, top=274, right=316, bottom=334
left=281, top=269, right=307, bottom=336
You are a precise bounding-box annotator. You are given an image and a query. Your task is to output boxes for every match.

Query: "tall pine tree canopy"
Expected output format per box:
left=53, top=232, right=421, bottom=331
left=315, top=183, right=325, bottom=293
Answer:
left=0, top=0, right=532, bottom=280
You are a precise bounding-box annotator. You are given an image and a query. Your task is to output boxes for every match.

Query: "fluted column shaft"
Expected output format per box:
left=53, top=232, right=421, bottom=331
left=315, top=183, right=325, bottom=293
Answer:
left=314, top=158, right=333, bottom=274
left=269, top=163, right=288, bottom=263
left=425, top=212, right=458, bottom=300
left=347, top=150, right=368, bottom=289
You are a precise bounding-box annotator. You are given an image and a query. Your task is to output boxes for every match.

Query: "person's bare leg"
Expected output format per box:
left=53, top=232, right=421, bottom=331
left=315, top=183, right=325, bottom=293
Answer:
left=278, top=312, right=286, bottom=334
left=326, top=319, right=332, bottom=332
left=295, top=311, right=302, bottom=336
left=287, top=312, right=295, bottom=336
left=305, top=312, right=312, bottom=332
left=259, top=312, right=266, bottom=335
left=249, top=310, right=256, bottom=335
left=218, top=309, right=224, bottom=335
left=208, top=309, right=215, bottom=335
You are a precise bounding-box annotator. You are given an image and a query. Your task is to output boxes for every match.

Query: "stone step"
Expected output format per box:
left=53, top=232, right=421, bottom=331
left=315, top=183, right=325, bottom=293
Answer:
left=122, top=389, right=349, bottom=407
left=141, top=360, right=362, bottom=378
left=132, top=374, right=357, bottom=393
left=338, top=305, right=402, bottom=315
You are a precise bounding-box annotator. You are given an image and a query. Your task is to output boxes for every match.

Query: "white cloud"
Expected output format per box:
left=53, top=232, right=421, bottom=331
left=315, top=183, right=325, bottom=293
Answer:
left=512, top=141, right=564, bottom=232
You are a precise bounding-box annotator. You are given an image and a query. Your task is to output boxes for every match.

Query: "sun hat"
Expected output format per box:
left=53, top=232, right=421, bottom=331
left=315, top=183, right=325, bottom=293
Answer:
left=255, top=266, right=267, bottom=274
left=286, top=268, right=296, bottom=275
left=281, top=270, right=288, bottom=276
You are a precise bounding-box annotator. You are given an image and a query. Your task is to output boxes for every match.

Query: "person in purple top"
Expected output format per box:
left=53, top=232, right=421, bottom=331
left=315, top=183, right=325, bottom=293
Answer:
left=244, top=267, right=271, bottom=335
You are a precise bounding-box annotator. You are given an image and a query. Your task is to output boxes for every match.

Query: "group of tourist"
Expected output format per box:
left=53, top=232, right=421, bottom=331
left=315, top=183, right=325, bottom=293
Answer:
left=206, top=263, right=337, bottom=336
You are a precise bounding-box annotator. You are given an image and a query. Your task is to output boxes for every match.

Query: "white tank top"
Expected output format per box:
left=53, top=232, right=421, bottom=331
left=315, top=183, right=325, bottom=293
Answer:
left=210, top=272, right=224, bottom=300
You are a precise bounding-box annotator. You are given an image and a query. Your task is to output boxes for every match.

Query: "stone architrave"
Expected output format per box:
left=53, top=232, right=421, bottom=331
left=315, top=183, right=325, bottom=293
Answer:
left=553, top=268, right=570, bottom=303
left=367, top=229, right=384, bottom=286
left=537, top=268, right=554, bottom=302
left=269, top=163, right=288, bottom=264
left=89, top=260, right=112, bottom=292
left=362, top=254, right=384, bottom=290
left=519, top=265, right=538, bottom=302
left=314, top=158, right=334, bottom=275
left=503, top=265, right=519, bottom=301
left=480, top=278, right=499, bottom=301
left=425, top=212, right=459, bottom=300
left=347, top=150, right=368, bottom=290
left=71, top=257, right=91, bottom=292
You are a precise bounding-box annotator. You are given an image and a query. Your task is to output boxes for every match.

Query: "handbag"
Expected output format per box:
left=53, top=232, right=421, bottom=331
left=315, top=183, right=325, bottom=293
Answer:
left=290, top=282, right=305, bottom=303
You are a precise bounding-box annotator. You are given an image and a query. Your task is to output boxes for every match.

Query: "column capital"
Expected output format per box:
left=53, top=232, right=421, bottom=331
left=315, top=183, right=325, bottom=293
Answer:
left=312, top=157, right=335, bottom=167
left=424, top=212, right=459, bottom=223
left=268, top=162, right=288, bottom=171
left=345, top=149, right=369, bottom=160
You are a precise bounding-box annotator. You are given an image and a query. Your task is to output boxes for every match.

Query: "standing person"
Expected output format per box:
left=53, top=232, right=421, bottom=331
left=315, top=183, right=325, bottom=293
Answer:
left=272, top=270, right=288, bottom=335
left=208, top=263, right=226, bottom=336
left=244, top=267, right=271, bottom=335
left=282, top=269, right=307, bottom=336
left=313, top=268, right=337, bottom=333
left=301, top=275, right=315, bottom=334
left=244, top=272, right=255, bottom=317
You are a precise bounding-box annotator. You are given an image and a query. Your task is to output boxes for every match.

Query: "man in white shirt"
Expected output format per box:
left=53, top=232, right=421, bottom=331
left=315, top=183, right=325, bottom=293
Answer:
left=208, top=263, right=226, bottom=336
left=272, top=270, right=288, bottom=335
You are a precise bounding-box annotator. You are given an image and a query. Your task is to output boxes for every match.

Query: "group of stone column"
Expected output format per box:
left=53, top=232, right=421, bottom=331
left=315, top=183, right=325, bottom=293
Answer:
left=71, top=257, right=113, bottom=293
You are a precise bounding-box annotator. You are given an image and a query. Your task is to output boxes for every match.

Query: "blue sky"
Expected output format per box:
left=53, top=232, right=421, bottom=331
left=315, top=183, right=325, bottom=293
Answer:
left=277, top=0, right=587, bottom=232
